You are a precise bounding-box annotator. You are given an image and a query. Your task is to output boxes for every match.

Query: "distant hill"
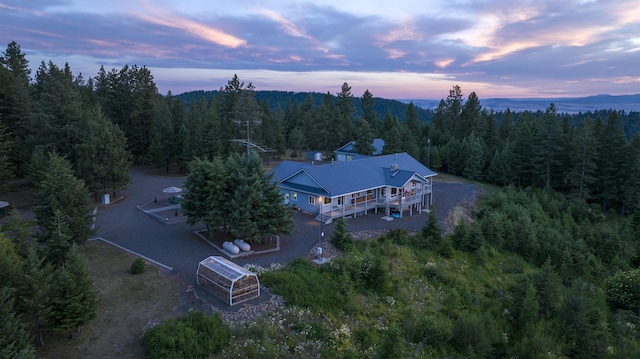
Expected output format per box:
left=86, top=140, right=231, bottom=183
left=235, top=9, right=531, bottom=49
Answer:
left=405, top=94, right=640, bottom=114
left=176, top=90, right=434, bottom=122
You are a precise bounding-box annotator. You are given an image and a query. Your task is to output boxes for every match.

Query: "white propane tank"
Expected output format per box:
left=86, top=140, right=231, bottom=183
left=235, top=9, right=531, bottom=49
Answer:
left=223, top=241, right=240, bottom=255
left=234, top=239, right=251, bottom=252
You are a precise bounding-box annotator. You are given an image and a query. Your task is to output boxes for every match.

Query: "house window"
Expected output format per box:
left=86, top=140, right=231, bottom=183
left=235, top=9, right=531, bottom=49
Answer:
left=338, top=197, right=343, bottom=205
left=381, top=188, right=386, bottom=196
left=351, top=192, right=361, bottom=199
left=291, top=192, right=297, bottom=201
left=391, top=188, right=397, bottom=195
left=309, top=196, right=315, bottom=205
left=324, top=197, right=331, bottom=205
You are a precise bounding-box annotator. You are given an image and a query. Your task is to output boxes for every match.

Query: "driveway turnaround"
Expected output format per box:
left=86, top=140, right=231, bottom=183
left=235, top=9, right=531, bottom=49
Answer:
left=96, top=168, right=481, bottom=290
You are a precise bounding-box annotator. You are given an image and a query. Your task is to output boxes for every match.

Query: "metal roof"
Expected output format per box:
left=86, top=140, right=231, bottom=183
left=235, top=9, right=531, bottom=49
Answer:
left=334, top=138, right=385, bottom=156
left=272, top=152, right=436, bottom=197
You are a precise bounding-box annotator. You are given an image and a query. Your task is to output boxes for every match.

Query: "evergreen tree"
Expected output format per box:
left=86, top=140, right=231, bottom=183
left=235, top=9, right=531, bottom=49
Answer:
left=3, top=208, right=32, bottom=258
left=463, top=134, right=485, bottom=181
left=429, top=145, right=443, bottom=172
left=499, top=108, right=514, bottom=142
left=353, top=118, right=375, bottom=155
left=486, top=142, right=517, bottom=186
left=419, top=209, right=442, bottom=250
left=148, top=97, right=177, bottom=172
left=288, top=126, right=305, bottom=158
left=315, top=93, right=336, bottom=156
left=228, top=153, right=293, bottom=243
left=34, top=152, right=94, bottom=248
left=595, top=111, right=628, bottom=210
left=74, top=106, right=130, bottom=198
left=381, top=124, right=403, bottom=155
left=330, top=217, right=354, bottom=251
left=360, top=89, right=379, bottom=135
left=334, top=82, right=354, bottom=146
left=560, top=279, right=611, bottom=358
left=0, top=116, right=14, bottom=193
left=182, top=158, right=217, bottom=228
left=30, top=61, right=84, bottom=158
left=567, top=117, right=598, bottom=199
left=518, top=283, right=540, bottom=329
left=511, top=113, right=535, bottom=186
left=0, top=287, right=35, bottom=359
left=0, top=41, right=33, bottom=176
left=459, top=91, right=483, bottom=139
left=47, top=244, right=98, bottom=339
left=532, top=104, right=562, bottom=189
left=404, top=102, right=421, bottom=144
left=20, top=246, right=54, bottom=346
left=0, top=233, right=23, bottom=291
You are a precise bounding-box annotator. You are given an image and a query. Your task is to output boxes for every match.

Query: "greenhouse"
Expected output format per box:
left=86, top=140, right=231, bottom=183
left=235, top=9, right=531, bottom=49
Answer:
left=196, top=256, right=260, bottom=306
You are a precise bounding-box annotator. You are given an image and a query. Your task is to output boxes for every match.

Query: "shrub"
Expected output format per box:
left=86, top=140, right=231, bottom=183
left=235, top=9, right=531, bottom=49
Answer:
left=142, top=311, right=230, bottom=359
left=330, top=218, right=354, bottom=251
left=130, top=257, right=146, bottom=274
left=606, top=269, right=640, bottom=310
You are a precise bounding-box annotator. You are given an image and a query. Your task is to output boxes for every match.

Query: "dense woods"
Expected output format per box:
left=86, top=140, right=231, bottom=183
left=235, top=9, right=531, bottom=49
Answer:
left=2, top=39, right=640, bottom=358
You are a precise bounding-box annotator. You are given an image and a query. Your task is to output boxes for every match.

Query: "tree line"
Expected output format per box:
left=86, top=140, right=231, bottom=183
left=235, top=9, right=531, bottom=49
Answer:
left=3, top=40, right=640, bottom=217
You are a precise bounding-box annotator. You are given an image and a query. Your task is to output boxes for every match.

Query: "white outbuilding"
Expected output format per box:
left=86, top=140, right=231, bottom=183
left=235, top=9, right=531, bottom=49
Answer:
left=196, top=256, right=260, bottom=306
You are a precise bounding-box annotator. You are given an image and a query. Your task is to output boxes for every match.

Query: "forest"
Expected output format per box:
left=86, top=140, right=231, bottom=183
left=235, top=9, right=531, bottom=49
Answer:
left=1, top=39, right=640, bottom=358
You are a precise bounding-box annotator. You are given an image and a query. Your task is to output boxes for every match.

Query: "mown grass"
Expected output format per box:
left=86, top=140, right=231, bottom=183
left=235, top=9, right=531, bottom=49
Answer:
left=35, top=240, right=182, bottom=359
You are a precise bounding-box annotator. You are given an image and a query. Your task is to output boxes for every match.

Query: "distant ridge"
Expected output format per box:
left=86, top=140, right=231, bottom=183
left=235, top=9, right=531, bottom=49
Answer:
left=404, top=94, right=640, bottom=113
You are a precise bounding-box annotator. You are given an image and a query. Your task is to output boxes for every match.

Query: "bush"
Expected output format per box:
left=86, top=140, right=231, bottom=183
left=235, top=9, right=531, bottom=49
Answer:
left=606, top=269, right=640, bottom=310
left=330, top=218, right=354, bottom=251
left=130, top=257, right=146, bottom=274
left=142, top=311, right=230, bottom=359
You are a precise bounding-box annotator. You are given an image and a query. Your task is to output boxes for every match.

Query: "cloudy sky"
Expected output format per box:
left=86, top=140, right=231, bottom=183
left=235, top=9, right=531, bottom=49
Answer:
left=1, top=0, right=639, bottom=99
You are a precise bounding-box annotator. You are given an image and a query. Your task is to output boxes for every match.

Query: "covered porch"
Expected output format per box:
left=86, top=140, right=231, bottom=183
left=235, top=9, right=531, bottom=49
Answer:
left=315, top=178, right=433, bottom=222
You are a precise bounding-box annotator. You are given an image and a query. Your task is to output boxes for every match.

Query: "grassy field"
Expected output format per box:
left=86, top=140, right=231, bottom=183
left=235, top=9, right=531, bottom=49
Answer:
left=35, top=240, right=183, bottom=359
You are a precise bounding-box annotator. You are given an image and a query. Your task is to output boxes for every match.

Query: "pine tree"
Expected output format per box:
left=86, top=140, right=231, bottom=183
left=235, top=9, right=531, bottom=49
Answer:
left=182, top=158, right=216, bottom=228
left=334, top=82, right=354, bottom=146
left=47, top=244, right=97, bottom=339
left=0, top=41, right=33, bottom=176
left=74, top=106, right=130, bottom=198
left=330, top=217, right=354, bottom=251
left=0, top=116, right=14, bottom=193
left=419, top=209, right=442, bottom=250
left=567, top=117, right=598, bottom=199
left=532, top=104, right=562, bottom=189
left=3, top=208, right=32, bottom=258
left=360, top=89, right=379, bottom=135
left=20, top=246, right=54, bottom=346
left=463, top=134, right=485, bottom=181
left=34, top=153, right=94, bottom=248
left=228, top=153, right=293, bottom=243
left=148, top=98, right=176, bottom=173
left=486, top=142, right=517, bottom=186
left=353, top=118, right=375, bottom=155
left=0, top=287, right=35, bottom=359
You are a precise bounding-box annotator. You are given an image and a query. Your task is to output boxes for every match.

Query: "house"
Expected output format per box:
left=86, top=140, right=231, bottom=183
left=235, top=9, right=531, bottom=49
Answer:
left=334, top=138, right=385, bottom=162
left=270, top=152, right=436, bottom=222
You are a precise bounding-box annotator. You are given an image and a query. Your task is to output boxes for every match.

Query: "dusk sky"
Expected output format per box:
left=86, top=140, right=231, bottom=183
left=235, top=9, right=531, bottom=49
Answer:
left=2, top=0, right=639, bottom=99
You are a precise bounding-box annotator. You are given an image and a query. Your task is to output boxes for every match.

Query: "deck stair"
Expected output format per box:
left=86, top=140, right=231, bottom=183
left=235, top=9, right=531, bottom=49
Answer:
left=314, top=213, right=333, bottom=224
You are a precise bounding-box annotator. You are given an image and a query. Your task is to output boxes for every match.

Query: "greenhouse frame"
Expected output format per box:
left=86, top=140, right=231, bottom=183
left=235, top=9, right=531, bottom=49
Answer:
left=196, top=256, right=260, bottom=306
